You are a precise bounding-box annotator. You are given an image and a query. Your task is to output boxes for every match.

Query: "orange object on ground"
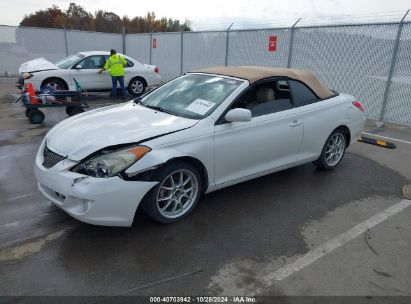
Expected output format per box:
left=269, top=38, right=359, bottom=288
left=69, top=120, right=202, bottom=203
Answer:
left=25, top=82, right=38, bottom=104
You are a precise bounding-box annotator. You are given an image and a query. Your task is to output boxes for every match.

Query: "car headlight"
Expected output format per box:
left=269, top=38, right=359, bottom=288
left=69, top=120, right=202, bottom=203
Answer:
left=72, top=146, right=151, bottom=178
left=22, top=72, right=33, bottom=79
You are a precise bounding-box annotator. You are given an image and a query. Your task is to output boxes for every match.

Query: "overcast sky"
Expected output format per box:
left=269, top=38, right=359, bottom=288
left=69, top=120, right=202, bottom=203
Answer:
left=0, top=0, right=410, bottom=28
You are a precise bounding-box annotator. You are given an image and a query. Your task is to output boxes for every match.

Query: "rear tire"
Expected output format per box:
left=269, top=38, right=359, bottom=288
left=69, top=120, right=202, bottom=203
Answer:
left=141, top=161, right=202, bottom=224
left=313, top=129, right=347, bottom=170
left=28, top=109, right=45, bottom=124
left=128, top=77, right=146, bottom=96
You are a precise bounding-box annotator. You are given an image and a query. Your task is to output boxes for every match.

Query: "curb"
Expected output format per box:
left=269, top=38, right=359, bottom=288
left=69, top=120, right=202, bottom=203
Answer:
left=358, top=136, right=396, bottom=149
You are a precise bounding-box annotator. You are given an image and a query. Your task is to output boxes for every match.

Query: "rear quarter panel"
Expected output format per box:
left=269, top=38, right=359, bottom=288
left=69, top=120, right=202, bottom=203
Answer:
left=125, top=57, right=161, bottom=87
left=297, top=93, right=365, bottom=162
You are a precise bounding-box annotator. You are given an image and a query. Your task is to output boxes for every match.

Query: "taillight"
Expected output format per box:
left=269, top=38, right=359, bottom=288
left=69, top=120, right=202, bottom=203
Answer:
left=154, top=66, right=159, bottom=73
left=352, top=101, right=365, bottom=112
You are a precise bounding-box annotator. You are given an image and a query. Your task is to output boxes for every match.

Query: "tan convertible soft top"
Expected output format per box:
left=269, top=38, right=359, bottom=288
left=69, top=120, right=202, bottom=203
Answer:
left=191, top=66, right=334, bottom=99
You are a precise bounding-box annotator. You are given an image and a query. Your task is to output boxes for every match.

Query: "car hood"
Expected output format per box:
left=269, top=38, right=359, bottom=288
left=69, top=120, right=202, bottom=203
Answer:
left=46, top=102, right=198, bottom=161
left=19, top=58, right=59, bottom=73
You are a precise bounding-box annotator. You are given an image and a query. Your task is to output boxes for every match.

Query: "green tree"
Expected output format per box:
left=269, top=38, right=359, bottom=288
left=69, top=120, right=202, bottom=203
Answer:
left=94, top=10, right=122, bottom=33
left=19, top=3, right=192, bottom=33
left=65, top=3, right=94, bottom=31
left=20, top=5, right=66, bottom=28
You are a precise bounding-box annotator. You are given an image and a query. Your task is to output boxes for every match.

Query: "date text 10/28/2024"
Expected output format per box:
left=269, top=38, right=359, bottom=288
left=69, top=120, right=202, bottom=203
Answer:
left=150, top=296, right=257, bottom=303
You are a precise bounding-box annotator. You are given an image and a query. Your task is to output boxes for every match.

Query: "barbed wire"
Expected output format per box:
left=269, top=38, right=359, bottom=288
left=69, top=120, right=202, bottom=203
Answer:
left=191, top=10, right=410, bottom=31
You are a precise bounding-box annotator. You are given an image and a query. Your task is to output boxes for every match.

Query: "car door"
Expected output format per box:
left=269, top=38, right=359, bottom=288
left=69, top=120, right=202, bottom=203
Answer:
left=70, top=55, right=109, bottom=90
left=213, top=79, right=304, bottom=187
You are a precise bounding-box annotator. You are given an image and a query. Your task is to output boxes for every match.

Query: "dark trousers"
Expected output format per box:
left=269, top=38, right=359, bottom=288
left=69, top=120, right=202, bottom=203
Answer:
left=111, top=76, right=125, bottom=97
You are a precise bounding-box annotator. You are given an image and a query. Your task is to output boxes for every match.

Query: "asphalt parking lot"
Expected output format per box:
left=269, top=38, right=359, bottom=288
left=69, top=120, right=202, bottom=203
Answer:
left=0, top=77, right=410, bottom=300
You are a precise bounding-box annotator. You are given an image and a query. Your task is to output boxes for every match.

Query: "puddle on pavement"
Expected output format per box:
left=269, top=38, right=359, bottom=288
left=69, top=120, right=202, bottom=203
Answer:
left=0, top=230, right=65, bottom=262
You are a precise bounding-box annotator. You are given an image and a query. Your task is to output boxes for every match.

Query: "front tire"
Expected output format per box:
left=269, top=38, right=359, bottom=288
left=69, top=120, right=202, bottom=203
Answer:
left=141, top=161, right=202, bottom=224
left=128, top=77, right=146, bottom=96
left=41, top=78, right=67, bottom=91
left=313, top=129, right=347, bottom=170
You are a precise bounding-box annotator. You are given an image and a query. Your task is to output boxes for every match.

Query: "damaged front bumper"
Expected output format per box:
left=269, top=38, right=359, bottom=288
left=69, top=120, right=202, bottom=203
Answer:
left=34, top=142, right=157, bottom=227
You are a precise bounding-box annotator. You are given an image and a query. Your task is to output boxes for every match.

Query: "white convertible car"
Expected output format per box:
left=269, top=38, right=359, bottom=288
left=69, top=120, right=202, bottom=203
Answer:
left=18, top=51, right=162, bottom=96
left=35, top=66, right=366, bottom=226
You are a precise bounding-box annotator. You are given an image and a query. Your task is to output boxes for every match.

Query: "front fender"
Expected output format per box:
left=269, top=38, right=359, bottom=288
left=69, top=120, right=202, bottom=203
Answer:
left=124, top=140, right=214, bottom=191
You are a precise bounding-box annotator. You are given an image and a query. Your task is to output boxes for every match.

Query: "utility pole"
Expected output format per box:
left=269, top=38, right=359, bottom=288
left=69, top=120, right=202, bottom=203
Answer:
left=122, top=26, right=126, bottom=54
left=378, top=9, right=410, bottom=126
left=63, top=27, right=69, bottom=56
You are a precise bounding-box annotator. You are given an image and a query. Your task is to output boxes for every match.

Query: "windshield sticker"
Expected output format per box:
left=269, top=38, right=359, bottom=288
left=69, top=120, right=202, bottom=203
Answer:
left=186, top=99, right=215, bottom=115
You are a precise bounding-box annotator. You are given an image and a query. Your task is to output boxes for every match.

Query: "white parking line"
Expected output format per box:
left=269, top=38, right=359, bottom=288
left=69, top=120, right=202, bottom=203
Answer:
left=362, top=132, right=411, bottom=145
left=263, top=199, right=411, bottom=283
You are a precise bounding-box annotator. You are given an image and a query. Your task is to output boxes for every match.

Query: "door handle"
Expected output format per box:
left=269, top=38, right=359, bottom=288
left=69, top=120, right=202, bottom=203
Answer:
left=289, top=120, right=302, bottom=127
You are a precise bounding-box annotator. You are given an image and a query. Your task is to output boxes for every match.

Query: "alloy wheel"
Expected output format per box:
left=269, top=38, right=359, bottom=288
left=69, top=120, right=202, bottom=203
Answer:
left=131, top=80, right=144, bottom=94
left=325, top=133, right=346, bottom=167
left=156, top=169, right=199, bottom=219
left=47, top=81, right=62, bottom=90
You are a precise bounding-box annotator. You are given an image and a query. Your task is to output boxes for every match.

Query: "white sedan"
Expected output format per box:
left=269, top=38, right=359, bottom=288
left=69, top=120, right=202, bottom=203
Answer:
left=18, top=51, right=162, bottom=96
left=34, top=66, right=366, bottom=226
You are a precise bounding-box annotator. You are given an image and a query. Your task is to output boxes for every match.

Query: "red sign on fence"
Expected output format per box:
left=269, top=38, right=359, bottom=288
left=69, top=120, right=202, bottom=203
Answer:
left=269, top=35, right=277, bottom=52
left=152, top=38, right=157, bottom=49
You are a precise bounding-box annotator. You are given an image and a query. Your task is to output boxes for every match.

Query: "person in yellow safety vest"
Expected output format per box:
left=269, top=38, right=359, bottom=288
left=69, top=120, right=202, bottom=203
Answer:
left=98, top=49, right=127, bottom=99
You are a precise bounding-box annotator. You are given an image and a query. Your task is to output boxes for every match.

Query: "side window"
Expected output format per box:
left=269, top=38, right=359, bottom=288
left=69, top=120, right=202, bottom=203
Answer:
left=231, top=80, right=292, bottom=118
left=289, top=80, right=319, bottom=107
left=125, top=59, right=134, bottom=68
left=77, top=55, right=105, bottom=69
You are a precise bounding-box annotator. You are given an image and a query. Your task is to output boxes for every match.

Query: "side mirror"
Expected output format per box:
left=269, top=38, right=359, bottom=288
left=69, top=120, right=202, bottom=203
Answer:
left=75, top=64, right=82, bottom=69
left=225, top=108, right=252, bottom=123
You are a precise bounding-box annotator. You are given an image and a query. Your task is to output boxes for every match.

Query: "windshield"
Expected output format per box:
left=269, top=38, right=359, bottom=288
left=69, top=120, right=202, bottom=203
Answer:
left=141, top=74, right=242, bottom=119
left=55, top=54, right=85, bottom=69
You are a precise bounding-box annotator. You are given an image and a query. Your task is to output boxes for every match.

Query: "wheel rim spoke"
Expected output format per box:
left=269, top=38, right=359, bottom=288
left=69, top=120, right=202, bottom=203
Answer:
left=182, top=176, right=191, bottom=186
left=158, top=194, right=172, bottom=202
left=161, top=199, right=174, bottom=211
left=171, top=201, right=178, bottom=215
left=184, top=186, right=194, bottom=194
left=169, top=175, right=175, bottom=187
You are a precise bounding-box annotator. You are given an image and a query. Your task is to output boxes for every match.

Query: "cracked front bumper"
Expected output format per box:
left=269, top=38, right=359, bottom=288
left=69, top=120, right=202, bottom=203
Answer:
left=35, top=143, right=157, bottom=227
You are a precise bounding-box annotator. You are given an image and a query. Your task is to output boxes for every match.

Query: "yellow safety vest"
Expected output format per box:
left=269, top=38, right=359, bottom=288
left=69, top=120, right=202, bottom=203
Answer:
left=104, top=55, right=127, bottom=77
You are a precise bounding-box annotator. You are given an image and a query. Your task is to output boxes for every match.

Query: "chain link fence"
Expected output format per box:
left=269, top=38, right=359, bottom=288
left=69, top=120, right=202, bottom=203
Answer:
left=1, top=17, right=410, bottom=125
left=66, top=30, right=122, bottom=55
